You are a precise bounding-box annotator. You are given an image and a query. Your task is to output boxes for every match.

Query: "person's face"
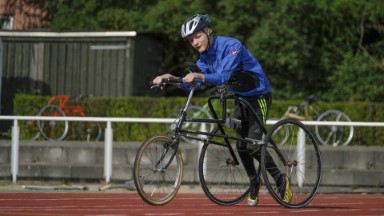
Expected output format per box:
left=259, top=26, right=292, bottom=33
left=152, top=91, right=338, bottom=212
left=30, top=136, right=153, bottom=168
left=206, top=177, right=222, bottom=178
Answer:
left=187, top=31, right=210, bottom=53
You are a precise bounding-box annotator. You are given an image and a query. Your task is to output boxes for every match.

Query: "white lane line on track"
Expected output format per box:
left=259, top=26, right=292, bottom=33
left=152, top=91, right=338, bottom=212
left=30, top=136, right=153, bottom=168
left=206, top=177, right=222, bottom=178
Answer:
left=332, top=209, right=359, bottom=212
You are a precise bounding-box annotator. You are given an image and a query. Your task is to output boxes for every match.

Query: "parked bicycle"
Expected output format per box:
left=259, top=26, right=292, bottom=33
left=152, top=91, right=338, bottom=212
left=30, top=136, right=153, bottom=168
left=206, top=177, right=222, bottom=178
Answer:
left=17, top=95, right=102, bottom=141
left=274, top=95, right=353, bottom=146
left=133, top=69, right=322, bottom=208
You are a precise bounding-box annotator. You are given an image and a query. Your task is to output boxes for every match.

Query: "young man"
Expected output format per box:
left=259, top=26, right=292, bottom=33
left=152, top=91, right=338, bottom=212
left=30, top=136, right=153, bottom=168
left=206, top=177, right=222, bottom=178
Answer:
left=153, top=14, right=292, bottom=206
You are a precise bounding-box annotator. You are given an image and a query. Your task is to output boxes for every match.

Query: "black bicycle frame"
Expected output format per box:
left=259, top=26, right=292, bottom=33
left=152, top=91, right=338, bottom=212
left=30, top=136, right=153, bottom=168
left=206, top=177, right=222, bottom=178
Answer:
left=163, top=84, right=287, bottom=170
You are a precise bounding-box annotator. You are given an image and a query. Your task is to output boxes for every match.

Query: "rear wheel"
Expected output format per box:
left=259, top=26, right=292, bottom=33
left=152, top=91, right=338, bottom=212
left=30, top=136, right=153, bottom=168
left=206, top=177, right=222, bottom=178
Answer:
left=262, top=119, right=321, bottom=208
left=269, top=118, right=289, bottom=145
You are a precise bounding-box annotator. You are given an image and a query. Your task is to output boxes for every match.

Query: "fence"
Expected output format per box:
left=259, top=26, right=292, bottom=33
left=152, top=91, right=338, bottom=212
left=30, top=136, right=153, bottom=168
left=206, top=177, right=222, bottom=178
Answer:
left=1, top=115, right=384, bottom=183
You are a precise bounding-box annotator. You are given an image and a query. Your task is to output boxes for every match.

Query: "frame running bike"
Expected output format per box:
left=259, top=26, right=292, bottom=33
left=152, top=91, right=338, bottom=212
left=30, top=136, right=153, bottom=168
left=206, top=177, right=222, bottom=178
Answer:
left=133, top=77, right=322, bottom=208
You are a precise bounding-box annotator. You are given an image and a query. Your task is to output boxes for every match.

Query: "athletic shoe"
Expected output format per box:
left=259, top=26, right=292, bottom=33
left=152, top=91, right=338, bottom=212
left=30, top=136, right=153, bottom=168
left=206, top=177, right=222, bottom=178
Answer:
left=247, top=178, right=261, bottom=206
left=279, top=174, right=293, bottom=203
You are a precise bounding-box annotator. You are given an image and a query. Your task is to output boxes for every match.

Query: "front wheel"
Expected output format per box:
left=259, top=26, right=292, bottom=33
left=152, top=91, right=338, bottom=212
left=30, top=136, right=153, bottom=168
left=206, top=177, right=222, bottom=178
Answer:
left=262, top=119, right=322, bottom=208
left=315, top=110, right=354, bottom=146
left=133, top=135, right=183, bottom=206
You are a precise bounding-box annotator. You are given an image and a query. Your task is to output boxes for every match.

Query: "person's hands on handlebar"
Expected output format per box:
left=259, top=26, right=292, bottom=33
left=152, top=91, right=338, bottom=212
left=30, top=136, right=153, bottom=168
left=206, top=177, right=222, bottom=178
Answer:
left=152, top=74, right=177, bottom=89
left=182, top=72, right=204, bottom=84
left=152, top=72, right=204, bottom=90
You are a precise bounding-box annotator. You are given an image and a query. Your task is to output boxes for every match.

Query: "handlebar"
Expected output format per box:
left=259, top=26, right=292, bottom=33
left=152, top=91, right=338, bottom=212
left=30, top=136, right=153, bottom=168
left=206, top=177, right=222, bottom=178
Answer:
left=150, top=62, right=239, bottom=93
left=150, top=77, right=203, bottom=89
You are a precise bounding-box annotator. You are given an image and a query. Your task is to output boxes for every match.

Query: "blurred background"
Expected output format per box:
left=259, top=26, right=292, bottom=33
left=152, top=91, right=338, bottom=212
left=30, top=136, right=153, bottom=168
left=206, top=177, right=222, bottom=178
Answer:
left=1, top=0, right=383, bottom=101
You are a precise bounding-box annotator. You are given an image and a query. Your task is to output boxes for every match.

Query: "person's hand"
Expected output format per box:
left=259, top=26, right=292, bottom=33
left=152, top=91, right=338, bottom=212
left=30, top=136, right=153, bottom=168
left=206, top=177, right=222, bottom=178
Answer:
left=183, top=73, right=204, bottom=84
left=152, top=76, right=163, bottom=85
left=152, top=74, right=176, bottom=89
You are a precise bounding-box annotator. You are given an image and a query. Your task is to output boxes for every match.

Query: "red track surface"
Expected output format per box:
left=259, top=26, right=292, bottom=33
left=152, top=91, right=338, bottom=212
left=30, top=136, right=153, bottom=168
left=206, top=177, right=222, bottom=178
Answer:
left=0, top=192, right=383, bottom=216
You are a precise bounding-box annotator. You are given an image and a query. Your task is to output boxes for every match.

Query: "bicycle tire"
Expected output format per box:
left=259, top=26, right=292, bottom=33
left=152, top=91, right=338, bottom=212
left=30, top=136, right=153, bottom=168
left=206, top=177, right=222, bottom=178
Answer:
left=315, top=110, right=354, bottom=146
left=269, top=118, right=289, bottom=145
left=77, top=121, right=102, bottom=141
left=261, top=118, right=321, bottom=208
left=37, top=104, right=69, bottom=141
left=133, top=135, right=183, bottom=206
left=167, top=105, right=214, bottom=145
left=198, top=129, right=249, bottom=206
left=15, top=105, right=41, bottom=140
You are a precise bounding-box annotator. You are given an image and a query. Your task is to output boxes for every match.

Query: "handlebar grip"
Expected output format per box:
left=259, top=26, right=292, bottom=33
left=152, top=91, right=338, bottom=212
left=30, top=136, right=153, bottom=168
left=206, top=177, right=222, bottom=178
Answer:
left=149, top=77, right=183, bottom=89
left=162, top=77, right=183, bottom=83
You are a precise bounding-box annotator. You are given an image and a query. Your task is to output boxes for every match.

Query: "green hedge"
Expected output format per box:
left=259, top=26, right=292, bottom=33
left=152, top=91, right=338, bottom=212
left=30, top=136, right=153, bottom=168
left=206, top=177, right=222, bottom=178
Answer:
left=13, top=94, right=384, bottom=146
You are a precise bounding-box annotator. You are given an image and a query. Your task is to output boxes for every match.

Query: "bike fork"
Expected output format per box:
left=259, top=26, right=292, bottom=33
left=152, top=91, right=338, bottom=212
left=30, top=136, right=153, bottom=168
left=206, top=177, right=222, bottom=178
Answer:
left=154, top=138, right=180, bottom=172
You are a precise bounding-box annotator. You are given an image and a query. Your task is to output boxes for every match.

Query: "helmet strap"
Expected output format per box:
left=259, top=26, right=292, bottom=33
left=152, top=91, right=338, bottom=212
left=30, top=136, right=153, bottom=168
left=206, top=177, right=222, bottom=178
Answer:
left=203, top=29, right=213, bottom=53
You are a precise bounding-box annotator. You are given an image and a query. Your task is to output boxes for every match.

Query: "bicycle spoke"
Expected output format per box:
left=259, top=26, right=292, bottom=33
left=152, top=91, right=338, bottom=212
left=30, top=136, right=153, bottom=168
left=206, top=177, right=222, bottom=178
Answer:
left=199, top=138, right=249, bottom=206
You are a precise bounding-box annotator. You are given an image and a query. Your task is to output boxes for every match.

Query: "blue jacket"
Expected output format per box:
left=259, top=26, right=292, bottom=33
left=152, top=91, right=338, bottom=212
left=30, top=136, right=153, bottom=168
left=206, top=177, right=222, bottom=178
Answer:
left=180, top=36, right=271, bottom=96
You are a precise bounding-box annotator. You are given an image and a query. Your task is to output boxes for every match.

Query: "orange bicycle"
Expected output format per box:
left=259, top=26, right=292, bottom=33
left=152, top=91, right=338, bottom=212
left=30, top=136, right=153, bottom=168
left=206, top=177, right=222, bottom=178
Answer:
left=17, top=95, right=102, bottom=141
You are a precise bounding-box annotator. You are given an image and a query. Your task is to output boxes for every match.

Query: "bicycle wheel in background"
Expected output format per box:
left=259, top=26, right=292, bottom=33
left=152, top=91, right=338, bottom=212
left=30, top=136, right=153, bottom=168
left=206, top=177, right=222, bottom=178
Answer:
left=315, top=110, right=354, bottom=146
left=37, top=104, right=69, bottom=141
left=77, top=121, right=102, bottom=141
left=262, top=119, right=321, bottom=208
left=133, top=135, right=183, bottom=206
left=167, top=105, right=214, bottom=145
left=199, top=127, right=250, bottom=206
left=15, top=105, right=40, bottom=140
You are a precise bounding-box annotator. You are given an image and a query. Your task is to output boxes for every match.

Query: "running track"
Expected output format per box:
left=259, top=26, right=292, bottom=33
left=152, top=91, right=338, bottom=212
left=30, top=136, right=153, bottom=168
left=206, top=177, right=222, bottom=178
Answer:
left=0, top=192, right=383, bottom=216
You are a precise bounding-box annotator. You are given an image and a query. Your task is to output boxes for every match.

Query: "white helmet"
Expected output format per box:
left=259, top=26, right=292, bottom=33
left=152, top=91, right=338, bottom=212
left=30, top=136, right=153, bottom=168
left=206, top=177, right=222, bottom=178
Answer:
left=181, top=14, right=212, bottom=38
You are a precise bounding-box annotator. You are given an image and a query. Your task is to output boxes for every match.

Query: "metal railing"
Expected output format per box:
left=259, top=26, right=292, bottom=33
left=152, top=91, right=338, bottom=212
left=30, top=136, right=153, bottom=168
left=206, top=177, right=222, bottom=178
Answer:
left=1, top=115, right=383, bottom=183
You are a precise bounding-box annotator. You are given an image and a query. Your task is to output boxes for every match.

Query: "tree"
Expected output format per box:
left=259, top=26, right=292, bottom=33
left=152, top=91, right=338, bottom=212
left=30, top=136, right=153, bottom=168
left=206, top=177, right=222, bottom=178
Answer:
left=246, top=0, right=384, bottom=101
left=30, top=0, right=384, bottom=101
